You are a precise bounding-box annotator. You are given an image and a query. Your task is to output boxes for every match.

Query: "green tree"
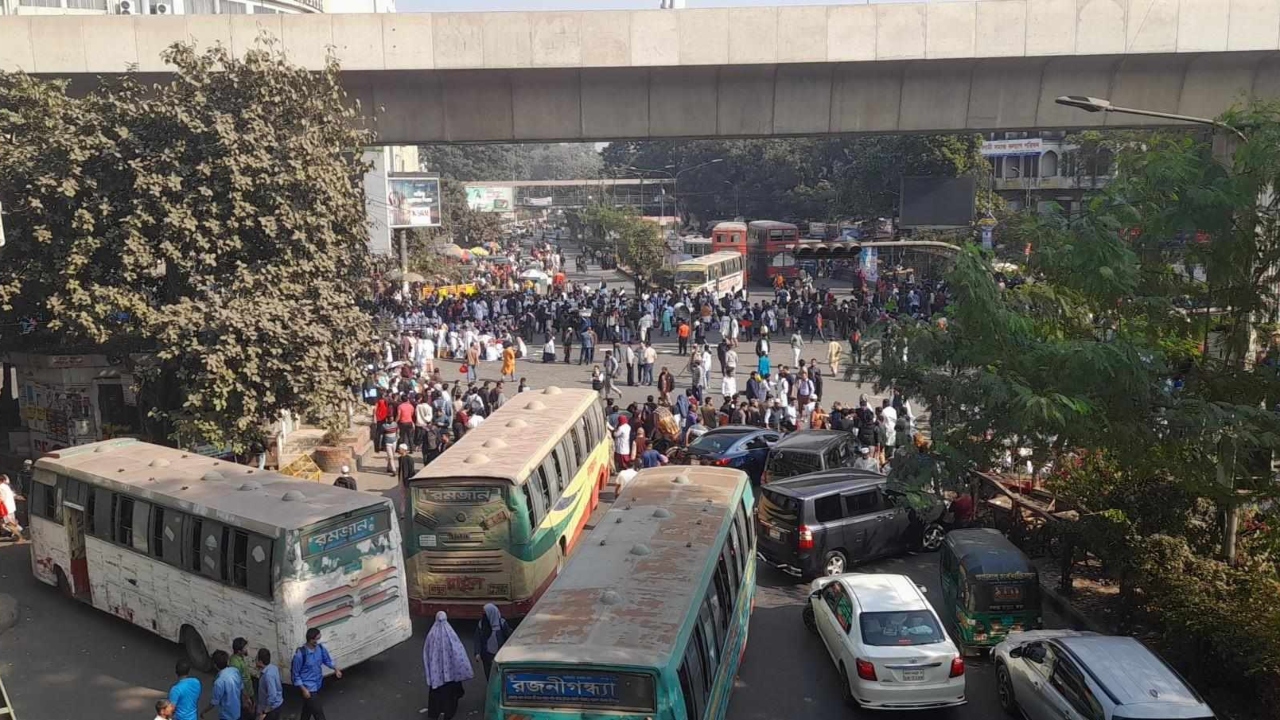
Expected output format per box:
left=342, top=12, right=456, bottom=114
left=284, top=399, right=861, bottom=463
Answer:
left=0, top=42, right=373, bottom=451
left=418, top=143, right=601, bottom=181
left=602, top=135, right=989, bottom=223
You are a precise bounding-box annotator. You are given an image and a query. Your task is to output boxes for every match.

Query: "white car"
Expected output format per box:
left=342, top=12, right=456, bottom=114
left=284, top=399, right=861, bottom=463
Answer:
left=803, top=573, right=966, bottom=711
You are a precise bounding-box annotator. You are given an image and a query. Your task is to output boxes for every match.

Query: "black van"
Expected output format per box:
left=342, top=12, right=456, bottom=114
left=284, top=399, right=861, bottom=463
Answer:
left=755, top=470, right=947, bottom=579
left=761, top=430, right=860, bottom=484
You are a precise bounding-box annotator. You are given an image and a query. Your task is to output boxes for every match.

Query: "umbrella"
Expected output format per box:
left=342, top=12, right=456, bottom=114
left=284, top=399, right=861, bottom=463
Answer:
left=469, top=247, right=491, bottom=257
left=385, top=269, right=426, bottom=283
left=519, top=269, right=550, bottom=281
left=434, top=244, right=465, bottom=258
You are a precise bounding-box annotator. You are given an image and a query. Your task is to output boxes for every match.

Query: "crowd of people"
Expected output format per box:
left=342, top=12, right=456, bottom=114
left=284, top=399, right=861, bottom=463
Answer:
left=150, top=606, right=516, bottom=720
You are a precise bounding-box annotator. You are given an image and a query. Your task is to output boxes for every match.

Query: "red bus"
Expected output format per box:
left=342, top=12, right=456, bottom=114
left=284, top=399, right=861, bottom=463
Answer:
left=711, top=221, right=748, bottom=255
left=747, top=220, right=800, bottom=281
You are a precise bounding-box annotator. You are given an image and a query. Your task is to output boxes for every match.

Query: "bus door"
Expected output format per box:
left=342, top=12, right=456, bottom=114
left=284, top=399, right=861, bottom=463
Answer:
left=62, top=479, right=91, bottom=601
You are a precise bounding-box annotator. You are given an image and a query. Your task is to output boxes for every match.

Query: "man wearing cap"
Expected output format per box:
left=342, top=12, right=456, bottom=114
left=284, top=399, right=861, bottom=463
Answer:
left=333, top=466, right=357, bottom=491
left=852, top=445, right=880, bottom=472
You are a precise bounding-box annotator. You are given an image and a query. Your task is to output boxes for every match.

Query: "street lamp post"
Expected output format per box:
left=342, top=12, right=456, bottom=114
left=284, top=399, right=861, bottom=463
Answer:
left=1055, top=94, right=1252, bottom=564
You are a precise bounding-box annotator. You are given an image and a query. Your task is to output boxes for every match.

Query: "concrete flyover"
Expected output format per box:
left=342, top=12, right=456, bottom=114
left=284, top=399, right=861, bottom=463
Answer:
left=2, top=0, right=1280, bottom=143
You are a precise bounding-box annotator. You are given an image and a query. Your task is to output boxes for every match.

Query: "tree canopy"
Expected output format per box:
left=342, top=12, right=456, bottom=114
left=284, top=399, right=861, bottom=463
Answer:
left=0, top=42, right=374, bottom=450
left=417, top=143, right=603, bottom=181
left=601, top=135, right=990, bottom=223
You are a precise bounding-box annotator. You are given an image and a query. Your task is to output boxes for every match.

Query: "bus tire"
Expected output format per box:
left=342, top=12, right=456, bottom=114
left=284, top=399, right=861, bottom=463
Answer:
left=180, top=625, right=214, bottom=673
left=54, top=567, right=72, bottom=598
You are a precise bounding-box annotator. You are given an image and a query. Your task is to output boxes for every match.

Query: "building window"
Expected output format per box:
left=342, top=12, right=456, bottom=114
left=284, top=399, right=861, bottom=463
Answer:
left=223, top=0, right=246, bottom=11
left=188, top=0, right=215, bottom=12
left=252, top=4, right=278, bottom=11
left=19, top=0, right=63, bottom=7
left=1041, top=151, right=1058, bottom=178
left=66, top=0, right=108, bottom=8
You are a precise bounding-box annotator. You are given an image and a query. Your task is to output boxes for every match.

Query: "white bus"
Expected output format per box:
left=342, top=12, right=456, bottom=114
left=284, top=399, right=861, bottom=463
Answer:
left=27, top=439, right=412, bottom=680
left=673, top=250, right=746, bottom=296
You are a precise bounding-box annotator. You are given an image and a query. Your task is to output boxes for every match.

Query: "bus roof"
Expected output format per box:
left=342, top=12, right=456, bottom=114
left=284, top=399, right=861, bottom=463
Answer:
left=496, top=466, right=747, bottom=670
left=411, top=386, right=599, bottom=485
left=747, top=220, right=798, bottom=230
left=712, top=222, right=747, bottom=232
left=34, top=438, right=389, bottom=536
left=674, top=250, right=743, bottom=268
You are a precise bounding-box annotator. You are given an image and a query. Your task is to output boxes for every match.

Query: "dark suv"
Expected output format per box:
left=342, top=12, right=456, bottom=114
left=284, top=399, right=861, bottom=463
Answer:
left=755, top=470, right=947, bottom=579
left=762, top=430, right=860, bottom=484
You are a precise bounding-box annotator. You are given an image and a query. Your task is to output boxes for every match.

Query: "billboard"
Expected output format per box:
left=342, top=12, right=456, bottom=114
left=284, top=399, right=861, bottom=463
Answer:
left=387, top=175, right=442, bottom=228
left=899, top=176, right=976, bottom=228
left=466, top=185, right=515, bottom=213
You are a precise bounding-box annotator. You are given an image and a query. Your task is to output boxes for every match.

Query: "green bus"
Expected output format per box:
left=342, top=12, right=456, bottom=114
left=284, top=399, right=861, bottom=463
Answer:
left=487, top=466, right=757, bottom=720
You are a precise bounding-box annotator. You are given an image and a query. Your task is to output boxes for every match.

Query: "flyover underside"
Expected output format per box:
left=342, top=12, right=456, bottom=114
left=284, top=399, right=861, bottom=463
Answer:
left=345, top=52, right=1280, bottom=144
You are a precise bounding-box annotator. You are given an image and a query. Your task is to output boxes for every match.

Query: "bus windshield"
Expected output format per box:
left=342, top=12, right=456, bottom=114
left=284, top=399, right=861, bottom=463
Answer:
left=675, top=268, right=708, bottom=285
left=412, top=483, right=512, bottom=552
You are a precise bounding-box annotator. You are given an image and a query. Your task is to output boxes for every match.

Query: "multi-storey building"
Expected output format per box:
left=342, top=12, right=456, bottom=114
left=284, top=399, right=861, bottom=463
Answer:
left=982, top=131, right=1115, bottom=215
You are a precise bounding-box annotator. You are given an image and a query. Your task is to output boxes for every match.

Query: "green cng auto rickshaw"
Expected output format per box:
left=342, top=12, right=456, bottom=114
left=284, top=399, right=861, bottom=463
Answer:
left=939, top=528, right=1042, bottom=653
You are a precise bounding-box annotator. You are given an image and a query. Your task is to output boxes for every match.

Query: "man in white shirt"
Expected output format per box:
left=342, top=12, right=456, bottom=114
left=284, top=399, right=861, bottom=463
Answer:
left=0, top=474, right=20, bottom=538
left=153, top=699, right=175, bottom=720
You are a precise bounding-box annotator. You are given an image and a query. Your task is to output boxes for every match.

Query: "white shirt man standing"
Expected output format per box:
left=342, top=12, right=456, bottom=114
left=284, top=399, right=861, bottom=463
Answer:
left=0, top=474, right=22, bottom=538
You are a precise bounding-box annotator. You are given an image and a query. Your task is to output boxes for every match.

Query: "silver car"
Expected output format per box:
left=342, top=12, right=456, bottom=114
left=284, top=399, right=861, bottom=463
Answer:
left=993, top=630, right=1215, bottom=720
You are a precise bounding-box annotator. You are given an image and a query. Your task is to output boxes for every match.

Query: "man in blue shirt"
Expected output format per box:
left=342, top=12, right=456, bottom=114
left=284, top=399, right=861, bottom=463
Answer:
left=203, top=650, right=243, bottom=720
left=254, top=648, right=284, bottom=720
left=168, top=659, right=202, bottom=720
left=291, top=628, right=342, bottom=720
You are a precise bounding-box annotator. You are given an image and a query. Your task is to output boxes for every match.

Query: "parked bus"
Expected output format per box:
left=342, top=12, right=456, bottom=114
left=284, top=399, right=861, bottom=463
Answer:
left=681, top=237, right=714, bottom=258
left=28, top=438, right=411, bottom=679
left=673, top=251, right=747, bottom=296
left=747, top=220, right=800, bottom=282
left=407, top=387, right=612, bottom=618
left=710, top=221, right=747, bottom=257
left=487, top=465, right=757, bottom=720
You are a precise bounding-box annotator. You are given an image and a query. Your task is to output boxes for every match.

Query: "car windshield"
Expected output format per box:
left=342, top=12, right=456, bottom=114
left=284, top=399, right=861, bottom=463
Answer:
left=767, top=450, right=822, bottom=480
left=690, top=432, right=749, bottom=454
left=859, top=611, right=946, bottom=646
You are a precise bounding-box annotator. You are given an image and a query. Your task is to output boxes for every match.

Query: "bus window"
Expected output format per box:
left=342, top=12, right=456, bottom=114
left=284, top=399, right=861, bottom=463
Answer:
left=570, top=425, right=584, bottom=466
left=558, top=439, right=577, bottom=481
left=200, top=520, right=224, bottom=580
left=64, top=477, right=88, bottom=508
left=720, top=543, right=739, bottom=604
left=522, top=483, right=542, bottom=527
left=114, top=495, right=135, bottom=546
left=130, top=499, right=151, bottom=554
left=714, top=551, right=734, bottom=627
left=679, top=642, right=707, bottom=720
left=230, top=529, right=250, bottom=588
left=85, top=488, right=96, bottom=536
left=91, top=488, right=112, bottom=540
left=158, top=506, right=185, bottom=567
left=246, top=534, right=273, bottom=598
left=533, top=467, right=554, bottom=516
left=699, top=601, right=721, bottom=678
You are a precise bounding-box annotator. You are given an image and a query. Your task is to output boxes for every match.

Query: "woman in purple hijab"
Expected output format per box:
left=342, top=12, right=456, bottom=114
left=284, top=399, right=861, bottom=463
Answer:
left=423, top=611, right=474, bottom=720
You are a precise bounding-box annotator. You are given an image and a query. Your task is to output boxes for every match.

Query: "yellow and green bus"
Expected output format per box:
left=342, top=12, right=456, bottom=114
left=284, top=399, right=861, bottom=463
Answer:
left=407, top=387, right=612, bottom=619
left=487, top=465, right=756, bottom=720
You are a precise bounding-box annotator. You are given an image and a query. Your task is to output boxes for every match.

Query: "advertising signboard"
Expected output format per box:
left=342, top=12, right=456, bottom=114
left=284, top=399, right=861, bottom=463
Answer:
left=388, top=175, right=442, bottom=228
left=466, top=185, right=515, bottom=213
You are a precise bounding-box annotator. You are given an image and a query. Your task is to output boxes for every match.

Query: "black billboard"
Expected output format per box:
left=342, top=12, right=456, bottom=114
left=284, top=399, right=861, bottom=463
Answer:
left=899, top=176, right=977, bottom=228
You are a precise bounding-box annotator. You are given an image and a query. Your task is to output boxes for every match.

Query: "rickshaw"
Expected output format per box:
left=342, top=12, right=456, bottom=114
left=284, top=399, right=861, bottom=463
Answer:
left=938, top=528, right=1042, bottom=654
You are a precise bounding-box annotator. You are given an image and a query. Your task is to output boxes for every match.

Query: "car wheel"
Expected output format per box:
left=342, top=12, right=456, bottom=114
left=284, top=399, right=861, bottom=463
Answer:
left=839, top=663, right=859, bottom=708
left=802, top=603, right=817, bottom=634
left=922, top=523, right=946, bottom=552
left=997, top=664, right=1018, bottom=716
left=822, top=550, right=847, bottom=576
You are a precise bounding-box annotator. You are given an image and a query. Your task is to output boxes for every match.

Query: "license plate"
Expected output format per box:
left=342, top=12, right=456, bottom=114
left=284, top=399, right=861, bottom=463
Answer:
left=902, top=669, right=926, bottom=682
left=768, top=527, right=782, bottom=540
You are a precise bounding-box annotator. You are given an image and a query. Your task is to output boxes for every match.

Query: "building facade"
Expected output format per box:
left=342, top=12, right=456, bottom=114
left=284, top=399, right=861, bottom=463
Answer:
left=1, top=0, right=390, bottom=19
left=982, top=132, right=1114, bottom=215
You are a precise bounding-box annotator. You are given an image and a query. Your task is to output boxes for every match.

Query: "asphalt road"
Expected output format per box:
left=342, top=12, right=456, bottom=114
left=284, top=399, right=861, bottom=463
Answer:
left=0, top=250, right=1054, bottom=720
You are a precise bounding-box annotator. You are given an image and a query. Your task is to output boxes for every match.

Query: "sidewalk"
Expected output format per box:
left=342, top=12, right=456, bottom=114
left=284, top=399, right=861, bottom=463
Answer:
left=1034, top=557, right=1113, bottom=634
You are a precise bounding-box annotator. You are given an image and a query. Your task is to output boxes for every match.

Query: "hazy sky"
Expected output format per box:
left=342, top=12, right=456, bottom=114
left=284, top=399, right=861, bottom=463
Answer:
left=396, top=0, right=939, bottom=14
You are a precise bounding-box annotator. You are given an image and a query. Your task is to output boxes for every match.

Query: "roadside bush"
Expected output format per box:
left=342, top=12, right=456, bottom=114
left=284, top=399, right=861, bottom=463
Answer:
left=1131, top=535, right=1280, bottom=719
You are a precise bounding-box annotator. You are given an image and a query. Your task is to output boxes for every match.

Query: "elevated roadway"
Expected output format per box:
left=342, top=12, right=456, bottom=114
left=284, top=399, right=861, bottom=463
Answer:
left=2, top=0, right=1279, bottom=142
